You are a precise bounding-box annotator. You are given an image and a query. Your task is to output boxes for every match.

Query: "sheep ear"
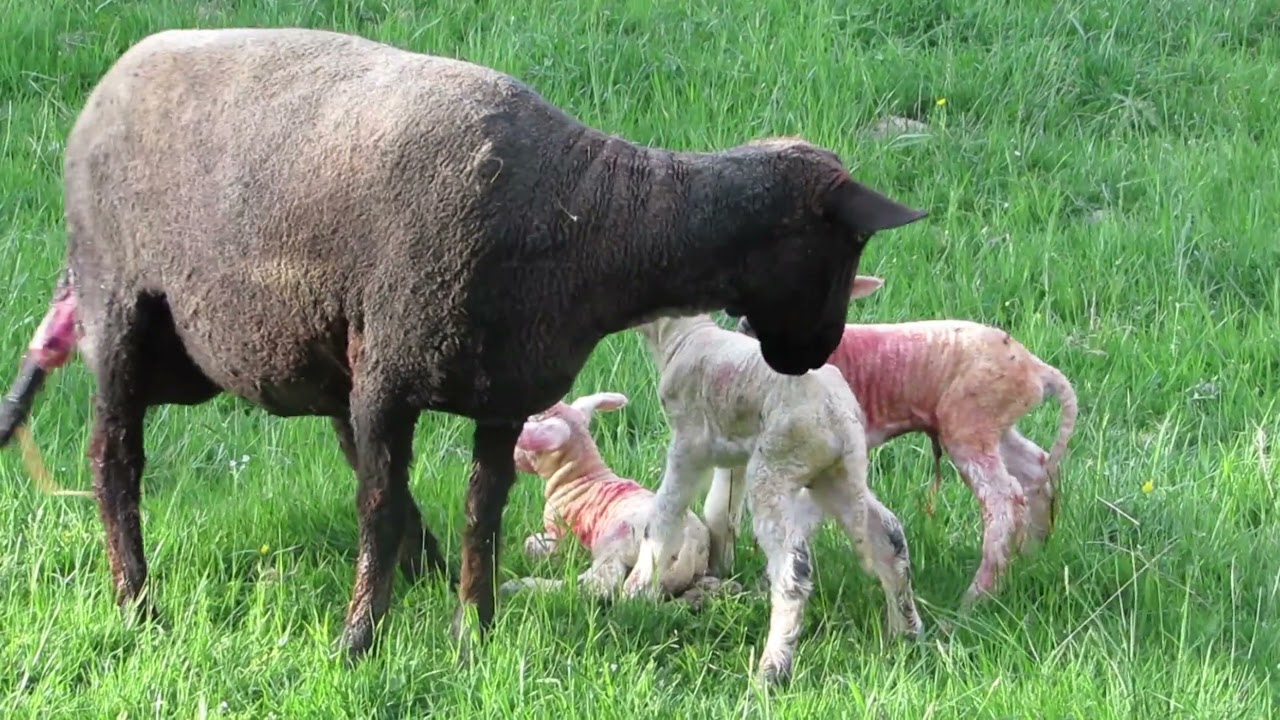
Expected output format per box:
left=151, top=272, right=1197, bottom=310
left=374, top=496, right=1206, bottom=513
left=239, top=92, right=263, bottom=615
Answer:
left=516, top=419, right=572, bottom=453
left=571, top=392, right=629, bottom=419
left=849, top=275, right=884, bottom=299
left=825, top=180, right=928, bottom=236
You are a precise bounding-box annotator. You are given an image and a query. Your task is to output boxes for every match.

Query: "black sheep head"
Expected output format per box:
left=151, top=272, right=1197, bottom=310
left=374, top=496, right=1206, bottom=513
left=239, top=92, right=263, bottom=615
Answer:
left=724, top=145, right=927, bottom=376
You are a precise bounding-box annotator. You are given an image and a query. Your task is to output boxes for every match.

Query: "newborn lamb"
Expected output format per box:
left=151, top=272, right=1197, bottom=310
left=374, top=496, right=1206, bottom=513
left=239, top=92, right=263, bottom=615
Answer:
left=735, top=275, right=1079, bottom=606
left=628, top=314, right=924, bottom=684
left=499, top=391, right=724, bottom=602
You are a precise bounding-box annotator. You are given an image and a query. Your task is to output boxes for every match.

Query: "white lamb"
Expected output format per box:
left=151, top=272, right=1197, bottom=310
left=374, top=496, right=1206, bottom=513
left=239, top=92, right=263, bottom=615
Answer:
left=733, top=275, right=1079, bottom=607
left=624, top=315, right=924, bottom=685
left=498, top=392, right=725, bottom=602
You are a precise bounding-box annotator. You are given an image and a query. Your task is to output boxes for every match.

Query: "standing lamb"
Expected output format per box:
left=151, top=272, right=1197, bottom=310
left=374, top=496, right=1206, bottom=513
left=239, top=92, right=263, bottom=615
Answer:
left=733, top=275, right=1078, bottom=606
left=0, top=28, right=928, bottom=660
left=627, top=314, right=924, bottom=684
left=498, top=391, right=725, bottom=603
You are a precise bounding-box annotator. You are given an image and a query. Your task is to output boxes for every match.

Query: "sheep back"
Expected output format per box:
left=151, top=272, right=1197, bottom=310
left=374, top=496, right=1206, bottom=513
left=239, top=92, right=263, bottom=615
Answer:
left=63, top=28, right=618, bottom=421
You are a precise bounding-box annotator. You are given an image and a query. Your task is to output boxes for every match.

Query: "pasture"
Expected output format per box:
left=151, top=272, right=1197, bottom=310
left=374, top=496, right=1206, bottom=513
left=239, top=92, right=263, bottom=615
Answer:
left=1, top=0, right=1277, bottom=716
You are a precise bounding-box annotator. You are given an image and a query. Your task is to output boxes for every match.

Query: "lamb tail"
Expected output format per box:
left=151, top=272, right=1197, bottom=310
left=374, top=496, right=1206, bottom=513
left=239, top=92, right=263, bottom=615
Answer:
left=0, top=272, right=78, bottom=449
left=1038, top=361, right=1078, bottom=481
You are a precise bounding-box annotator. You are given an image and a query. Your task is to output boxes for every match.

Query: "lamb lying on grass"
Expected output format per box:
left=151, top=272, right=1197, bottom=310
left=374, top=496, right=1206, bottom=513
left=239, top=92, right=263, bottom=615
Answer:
left=498, top=391, right=734, bottom=603
left=628, top=314, right=924, bottom=684
left=0, top=27, right=928, bottom=659
left=734, top=275, right=1079, bottom=606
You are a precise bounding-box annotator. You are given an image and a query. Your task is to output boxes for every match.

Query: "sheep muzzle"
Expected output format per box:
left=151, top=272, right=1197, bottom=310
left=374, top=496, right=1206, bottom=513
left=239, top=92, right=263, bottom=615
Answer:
left=749, top=318, right=842, bottom=375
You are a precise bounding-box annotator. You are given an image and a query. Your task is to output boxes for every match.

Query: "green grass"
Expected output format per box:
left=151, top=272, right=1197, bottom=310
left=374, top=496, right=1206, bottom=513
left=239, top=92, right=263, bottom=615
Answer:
left=2, top=0, right=1278, bottom=716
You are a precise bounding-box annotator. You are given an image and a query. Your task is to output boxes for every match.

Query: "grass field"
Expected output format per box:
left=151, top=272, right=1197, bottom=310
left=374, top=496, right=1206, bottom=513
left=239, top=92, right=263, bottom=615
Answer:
left=2, top=0, right=1279, bottom=716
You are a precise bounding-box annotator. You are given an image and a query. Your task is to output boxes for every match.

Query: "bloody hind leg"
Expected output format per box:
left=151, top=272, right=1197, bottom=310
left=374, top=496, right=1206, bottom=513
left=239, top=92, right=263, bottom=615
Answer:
left=338, top=386, right=419, bottom=658
left=89, top=294, right=223, bottom=620
left=451, top=420, right=523, bottom=654
left=1000, top=428, right=1054, bottom=553
left=944, top=436, right=1027, bottom=608
left=331, top=415, right=449, bottom=586
left=87, top=296, right=155, bottom=621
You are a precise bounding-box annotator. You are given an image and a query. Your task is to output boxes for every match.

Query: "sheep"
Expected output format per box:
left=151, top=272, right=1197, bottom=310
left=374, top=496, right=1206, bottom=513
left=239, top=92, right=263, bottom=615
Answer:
left=0, top=28, right=929, bottom=661
left=626, top=313, right=924, bottom=684
left=497, top=391, right=735, bottom=604
left=733, top=275, right=1079, bottom=606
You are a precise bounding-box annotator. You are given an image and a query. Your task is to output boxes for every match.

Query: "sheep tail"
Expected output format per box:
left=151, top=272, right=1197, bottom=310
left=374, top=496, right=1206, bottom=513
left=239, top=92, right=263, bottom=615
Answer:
left=0, top=271, right=78, bottom=450
left=1038, top=360, right=1078, bottom=481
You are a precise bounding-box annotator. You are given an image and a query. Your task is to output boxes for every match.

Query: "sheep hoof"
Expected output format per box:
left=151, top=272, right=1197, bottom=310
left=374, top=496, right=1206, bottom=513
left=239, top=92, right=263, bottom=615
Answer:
left=339, top=618, right=377, bottom=662
left=118, top=595, right=164, bottom=630
left=448, top=604, right=487, bottom=667
left=758, top=657, right=793, bottom=687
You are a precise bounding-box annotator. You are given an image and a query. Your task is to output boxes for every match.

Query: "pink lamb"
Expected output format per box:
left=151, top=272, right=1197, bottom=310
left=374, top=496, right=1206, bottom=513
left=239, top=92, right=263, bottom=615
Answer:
left=735, top=275, right=1079, bottom=607
left=500, top=391, right=720, bottom=601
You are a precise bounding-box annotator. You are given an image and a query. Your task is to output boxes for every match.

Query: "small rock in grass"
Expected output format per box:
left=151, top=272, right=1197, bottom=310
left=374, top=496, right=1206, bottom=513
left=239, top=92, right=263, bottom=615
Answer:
left=865, top=115, right=931, bottom=140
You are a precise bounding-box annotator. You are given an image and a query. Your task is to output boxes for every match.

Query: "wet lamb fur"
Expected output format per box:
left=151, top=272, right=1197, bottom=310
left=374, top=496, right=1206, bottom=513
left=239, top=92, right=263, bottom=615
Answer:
left=0, top=27, right=929, bottom=660
left=499, top=391, right=729, bottom=604
left=735, top=276, right=1079, bottom=607
left=631, top=314, right=924, bottom=685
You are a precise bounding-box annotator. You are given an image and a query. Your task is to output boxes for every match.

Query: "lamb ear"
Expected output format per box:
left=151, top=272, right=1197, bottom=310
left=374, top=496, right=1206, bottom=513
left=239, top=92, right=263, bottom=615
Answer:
left=571, top=392, right=629, bottom=420
left=516, top=418, right=572, bottom=453
left=849, top=275, right=884, bottom=299
left=825, top=180, right=928, bottom=236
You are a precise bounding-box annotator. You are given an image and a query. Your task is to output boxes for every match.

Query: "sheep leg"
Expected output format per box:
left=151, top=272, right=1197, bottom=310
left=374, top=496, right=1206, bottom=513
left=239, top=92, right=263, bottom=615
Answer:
left=1000, top=428, right=1055, bottom=553
left=86, top=299, right=156, bottom=625
left=704, top=464, right=747, bottom=578
left=450, top=420, right=523, bottom=655
left=948, top=443, right=1027, bottom=608
left=749, top=468, right=824, bottom=685
left=338, top=396, right=419, bottom=659
left=623, top=441, right=708, bottom=601
left=809, top=468, right=923, bottom=639
left=331, top=415, right=449, bottom=586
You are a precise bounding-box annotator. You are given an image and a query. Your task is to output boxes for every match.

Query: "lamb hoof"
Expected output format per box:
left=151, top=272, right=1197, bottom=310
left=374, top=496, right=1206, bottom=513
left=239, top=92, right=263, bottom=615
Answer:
left=523, top=534, right=555, bottom=559
left=498, top=578, right=532, bottom=596
left=758, top=656, right=793, bottom=687
left=622, top=570, right=660, bottom=602
left=959, top=584, right=993, bottom=613
left=679, top=588, right=708, bottom=612
left=691, top=575, right=744, bottom=597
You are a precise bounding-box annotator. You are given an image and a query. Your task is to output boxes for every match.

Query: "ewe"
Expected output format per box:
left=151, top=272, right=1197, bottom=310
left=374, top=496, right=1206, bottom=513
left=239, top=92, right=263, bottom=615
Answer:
left=0, top=28, right=927, bottom=659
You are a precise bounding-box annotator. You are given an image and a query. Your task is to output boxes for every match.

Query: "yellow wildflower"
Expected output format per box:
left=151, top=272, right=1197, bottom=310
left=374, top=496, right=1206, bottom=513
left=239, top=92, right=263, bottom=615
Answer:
left=1141, top=480, right=1154, bottom=494
left=259, top=543, right=271, bottom=555
left=936, top=97, right=947, bottom=107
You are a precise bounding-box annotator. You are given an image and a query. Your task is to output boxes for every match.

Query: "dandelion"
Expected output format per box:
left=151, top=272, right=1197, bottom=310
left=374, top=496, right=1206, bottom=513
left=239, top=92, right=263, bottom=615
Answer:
left=1141, top=480, right=1154, bottom=494
left=936, top=97, right=947, bottom=107
left=259, top=543, right=270, bottom=555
